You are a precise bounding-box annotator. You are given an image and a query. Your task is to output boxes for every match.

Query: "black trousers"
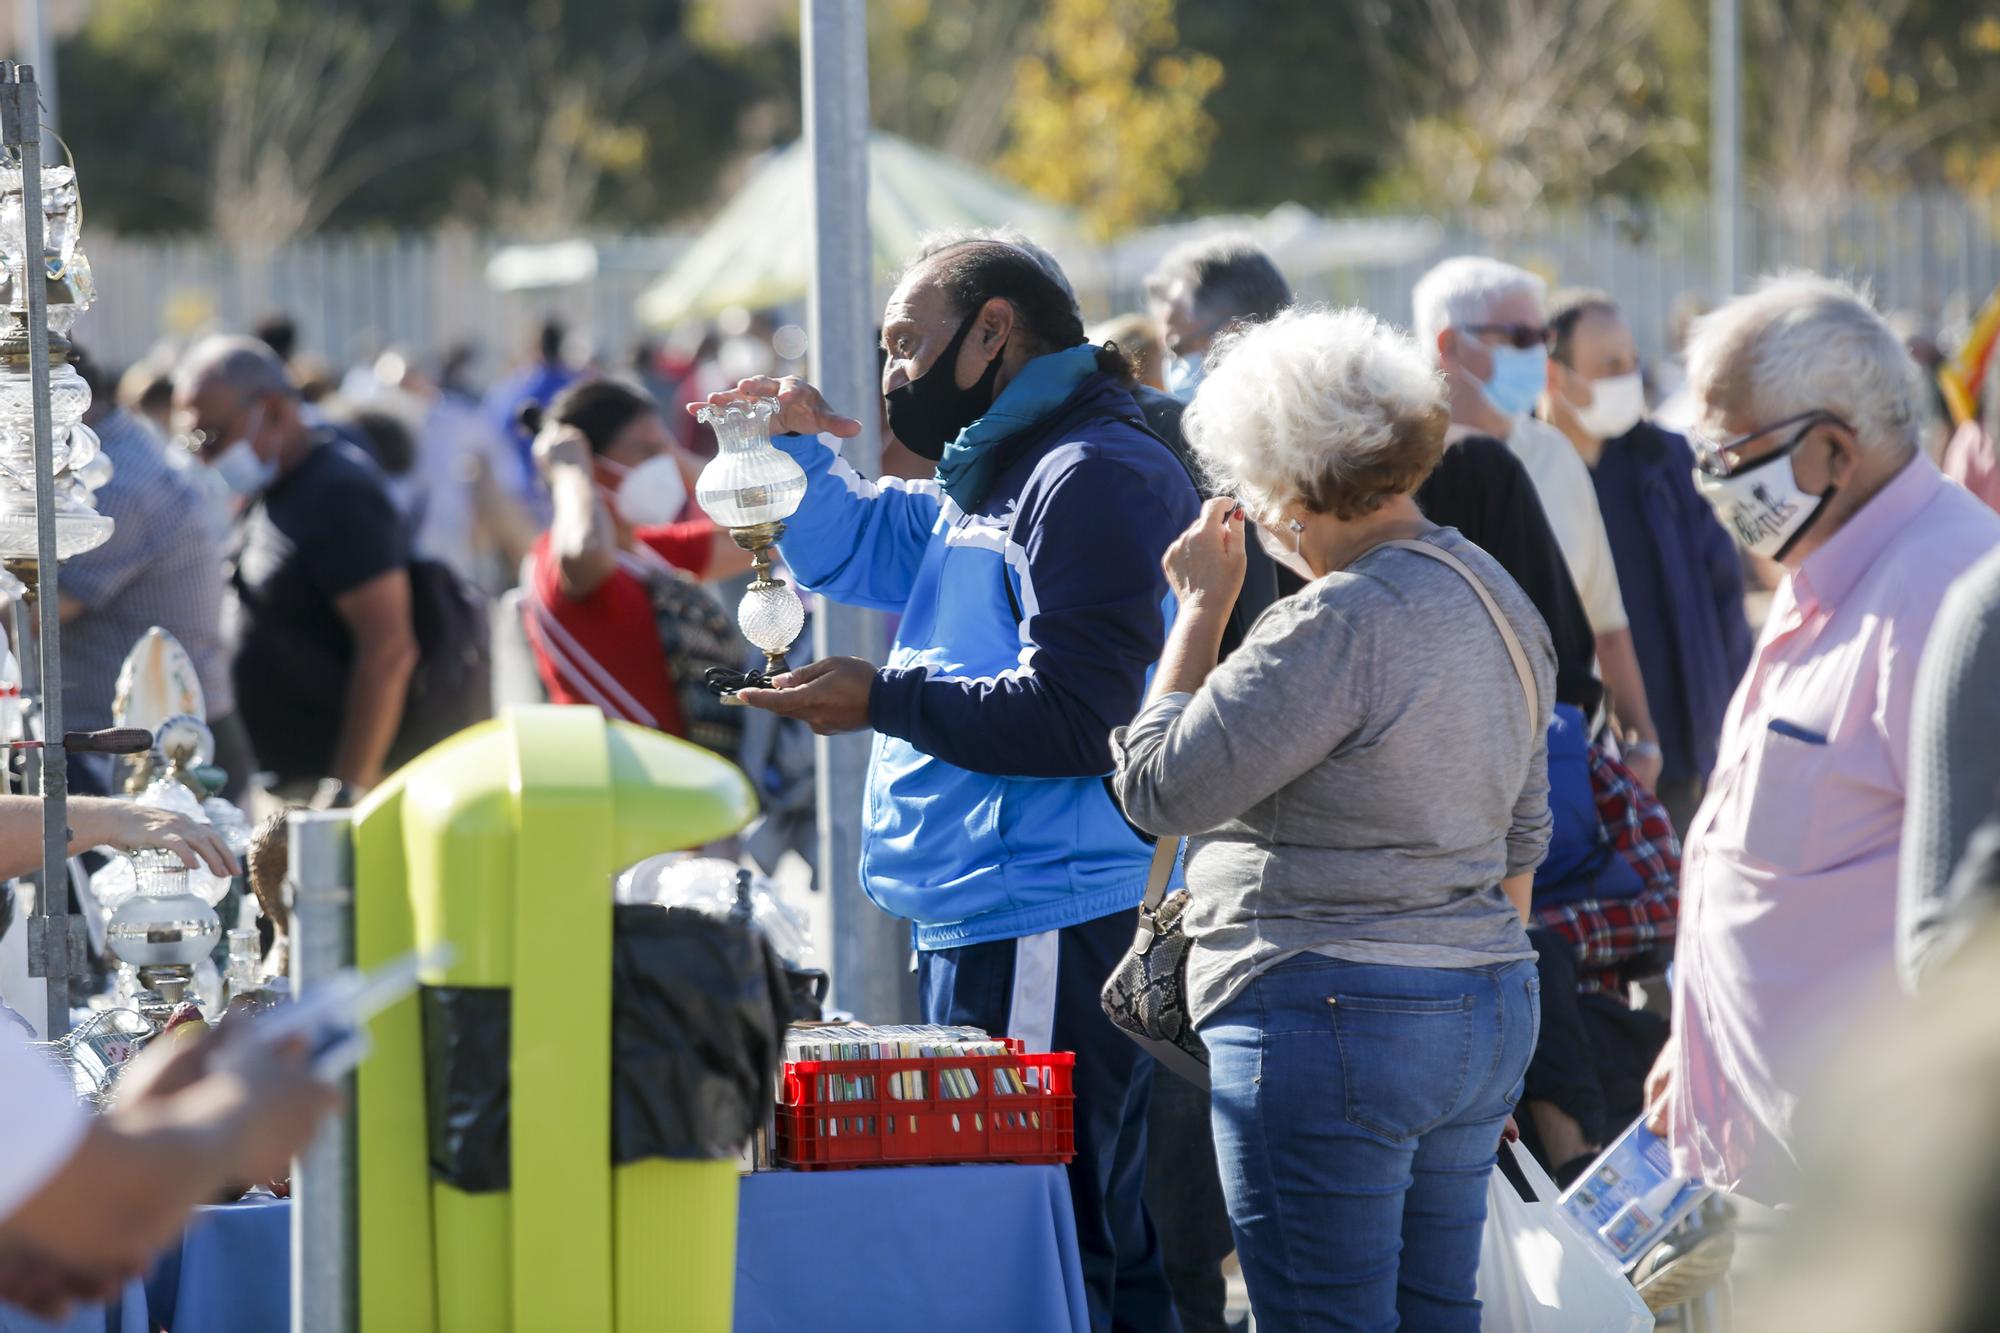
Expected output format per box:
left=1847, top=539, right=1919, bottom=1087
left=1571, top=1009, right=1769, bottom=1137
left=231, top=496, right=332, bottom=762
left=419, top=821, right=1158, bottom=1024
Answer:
left=1520, top=927, right=1668, bottom=1167
left=1144, top=1067, right=1234, bottom=1333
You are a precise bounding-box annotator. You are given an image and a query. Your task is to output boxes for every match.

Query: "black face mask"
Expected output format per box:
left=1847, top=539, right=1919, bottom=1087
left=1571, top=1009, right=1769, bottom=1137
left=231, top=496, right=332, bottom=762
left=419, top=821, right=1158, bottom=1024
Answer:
left=885, top=308, right=1006, bottom=461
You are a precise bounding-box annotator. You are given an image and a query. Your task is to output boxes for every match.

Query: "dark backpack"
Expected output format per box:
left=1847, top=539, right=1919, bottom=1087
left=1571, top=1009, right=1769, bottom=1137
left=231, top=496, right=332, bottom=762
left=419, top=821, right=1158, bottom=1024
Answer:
left=639, top=563, right=748, bottom=760
left=389, top=559, right=493, bottom=769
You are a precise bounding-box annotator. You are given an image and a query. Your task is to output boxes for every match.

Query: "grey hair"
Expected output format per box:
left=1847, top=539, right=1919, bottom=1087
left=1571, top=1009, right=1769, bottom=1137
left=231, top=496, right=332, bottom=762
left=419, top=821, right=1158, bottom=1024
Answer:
left=1145, top=233, right=1292, bottom=327
left=1685, top=272, right=1921, bottom=455
left=913, top=226, right=1078, bottom=313
left=1183, top=304, right=1448, bottom=518
left=174, top=334, right=296, bottom=402
left=1411, top=255, right=1548, bottom=360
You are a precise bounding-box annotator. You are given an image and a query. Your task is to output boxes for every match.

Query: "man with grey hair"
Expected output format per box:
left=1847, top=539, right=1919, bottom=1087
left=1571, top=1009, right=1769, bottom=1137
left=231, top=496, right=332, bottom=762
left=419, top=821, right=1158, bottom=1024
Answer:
left=1145, top=233, right=1292, bottom=402
left=1644, top=273, right=2000, bottom=1206
left=1413, top=254, right=1665, bottom=788
left=174, top=334, right=419, bottom=805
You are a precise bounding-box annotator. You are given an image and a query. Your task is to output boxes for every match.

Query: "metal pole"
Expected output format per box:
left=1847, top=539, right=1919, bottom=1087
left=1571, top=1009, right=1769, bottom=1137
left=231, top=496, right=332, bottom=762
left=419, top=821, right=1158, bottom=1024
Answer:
left=1, top=63, right=69, bottom=1039
left=801, top=0, right=909, bottom=1022
left=10, top=0, right=52, bottom=150
left=289, top=809, right=356, bottom=1333
left=1710, top=0, right=1741, bottom=299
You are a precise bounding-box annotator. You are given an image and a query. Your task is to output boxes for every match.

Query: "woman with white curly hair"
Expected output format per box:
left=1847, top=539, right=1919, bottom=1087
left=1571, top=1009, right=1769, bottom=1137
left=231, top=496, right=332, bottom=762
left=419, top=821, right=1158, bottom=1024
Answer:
left=1112, top=306, right=1555, bottom=1331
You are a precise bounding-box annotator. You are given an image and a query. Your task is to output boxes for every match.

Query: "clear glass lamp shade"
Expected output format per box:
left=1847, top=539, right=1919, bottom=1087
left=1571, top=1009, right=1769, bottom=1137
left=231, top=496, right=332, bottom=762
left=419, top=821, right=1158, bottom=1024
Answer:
left=104, top=852, right=221, bottom=968
left=0, top=488, right=113, bottom=559
left=0, top=165, right=81, bottom=289
left=693, top=398, right=806, bottom=528
left=738, top=581, right=806, bottom=656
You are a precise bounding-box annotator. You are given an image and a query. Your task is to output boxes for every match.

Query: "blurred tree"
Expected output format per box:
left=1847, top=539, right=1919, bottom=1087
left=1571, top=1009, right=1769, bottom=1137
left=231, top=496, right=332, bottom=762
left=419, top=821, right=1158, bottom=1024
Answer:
left=1000, top=0, right=1222, bottom=238
left=65, top=0, right=435, bottom=247
left=685, top=0, right=1041, bottom=165
left=1175, top=0, right=1382, bottom=214
left=1353, top=0, right=1700, bottom=213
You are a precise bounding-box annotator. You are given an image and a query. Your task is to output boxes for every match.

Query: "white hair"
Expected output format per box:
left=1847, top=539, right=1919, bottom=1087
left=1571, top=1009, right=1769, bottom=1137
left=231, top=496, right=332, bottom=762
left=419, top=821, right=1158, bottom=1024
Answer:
left=174, top=333, right=296, bottom=401
left=1183, top=305, right=1448, bottom=516
left=1684, top=271, right=1921, bottom=455
left=1410, top=255, right=1549, bottom=360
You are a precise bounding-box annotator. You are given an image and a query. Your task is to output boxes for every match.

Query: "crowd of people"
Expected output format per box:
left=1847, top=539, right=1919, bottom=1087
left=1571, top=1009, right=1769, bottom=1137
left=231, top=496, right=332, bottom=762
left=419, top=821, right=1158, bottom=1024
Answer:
left=10, top=217, right=2000, bottom=1329
left=694, top=229, right=2000, bottom=1332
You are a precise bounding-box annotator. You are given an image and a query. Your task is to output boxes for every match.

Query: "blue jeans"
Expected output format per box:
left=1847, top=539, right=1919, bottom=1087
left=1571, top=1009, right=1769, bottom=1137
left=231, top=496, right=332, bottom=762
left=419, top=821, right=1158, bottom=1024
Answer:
left=1204, top=956, right=1540, bottom=1332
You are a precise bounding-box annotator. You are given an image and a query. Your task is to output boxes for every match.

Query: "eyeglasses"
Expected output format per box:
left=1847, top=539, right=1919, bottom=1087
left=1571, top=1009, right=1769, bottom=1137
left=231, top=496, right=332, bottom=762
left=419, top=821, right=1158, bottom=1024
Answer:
left=1691, top=409, right=1849, bottom=478
left=1464, top=322, right=1551, bottom=350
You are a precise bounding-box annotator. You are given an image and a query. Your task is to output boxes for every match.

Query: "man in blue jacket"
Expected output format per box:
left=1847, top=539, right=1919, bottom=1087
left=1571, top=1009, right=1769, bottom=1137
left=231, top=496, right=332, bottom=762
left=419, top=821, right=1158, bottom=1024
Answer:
left=697, top=238, right=1196, bottom=1331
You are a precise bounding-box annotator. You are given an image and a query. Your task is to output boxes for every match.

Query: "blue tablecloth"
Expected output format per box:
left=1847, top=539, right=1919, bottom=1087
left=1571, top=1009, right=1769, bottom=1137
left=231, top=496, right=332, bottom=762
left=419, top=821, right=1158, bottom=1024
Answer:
left=735, top=1165, right=1088, bottom=1332
left=146, top=1165, right=1087, bottom=1332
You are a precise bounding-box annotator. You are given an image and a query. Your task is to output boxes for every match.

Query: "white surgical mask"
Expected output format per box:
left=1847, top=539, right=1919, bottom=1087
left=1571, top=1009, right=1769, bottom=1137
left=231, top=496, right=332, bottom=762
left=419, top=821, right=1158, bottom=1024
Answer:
left=1167, top=351, right=1205, bottom=403
left=1692, top=440, right=1835, bottom=560
left=1574, top=371, right=1646, bottom=440
left=605, top=453, right=688, bottom=527
left=209, top=409, right=275, bottom=496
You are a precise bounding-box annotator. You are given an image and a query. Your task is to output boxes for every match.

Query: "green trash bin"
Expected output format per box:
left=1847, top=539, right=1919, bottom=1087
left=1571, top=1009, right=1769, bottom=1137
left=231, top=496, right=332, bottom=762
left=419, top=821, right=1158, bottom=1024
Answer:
left=351, top=705, right=758, bottom=1332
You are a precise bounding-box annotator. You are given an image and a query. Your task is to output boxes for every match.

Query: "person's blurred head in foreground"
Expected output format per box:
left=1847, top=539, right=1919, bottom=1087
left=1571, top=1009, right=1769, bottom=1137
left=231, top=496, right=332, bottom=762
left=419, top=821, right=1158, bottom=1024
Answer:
left=172, top=335, right=305, bottom=497
left=1683, top=272, right=1921, bottom=569
left=1145, top=234, right=1292, bottom=401
left=1183, top=305, right=1448, bottom=560
left=1746, top=909, right=2000, bottom=1332
left=1091, top=313, right=1167, bottom=391
left=116, top=360, right=175, bottom=438
left=1412, top=254, right=1550, bottom=424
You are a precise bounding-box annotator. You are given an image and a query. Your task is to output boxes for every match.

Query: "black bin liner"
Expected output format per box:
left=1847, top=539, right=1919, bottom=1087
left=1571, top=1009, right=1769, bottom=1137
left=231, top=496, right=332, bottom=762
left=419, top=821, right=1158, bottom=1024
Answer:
left=424, top=902, right=789, bottom=1193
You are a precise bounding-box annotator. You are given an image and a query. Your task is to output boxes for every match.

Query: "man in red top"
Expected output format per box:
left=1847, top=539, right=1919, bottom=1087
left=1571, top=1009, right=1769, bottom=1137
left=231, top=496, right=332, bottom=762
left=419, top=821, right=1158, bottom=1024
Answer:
left=523, top=379, right=750, bottom=737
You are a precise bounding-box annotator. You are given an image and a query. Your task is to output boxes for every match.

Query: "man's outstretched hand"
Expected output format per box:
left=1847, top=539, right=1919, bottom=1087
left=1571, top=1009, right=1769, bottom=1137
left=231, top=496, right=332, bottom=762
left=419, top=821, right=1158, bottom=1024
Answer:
left=689, top=376, right=862, bottom=441
left=735, top=657, right=877, bottom=735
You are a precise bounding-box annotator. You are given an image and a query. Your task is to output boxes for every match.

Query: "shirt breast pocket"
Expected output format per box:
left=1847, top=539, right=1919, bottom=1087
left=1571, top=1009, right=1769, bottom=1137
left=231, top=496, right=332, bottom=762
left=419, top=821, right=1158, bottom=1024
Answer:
left=1739, top=722, right=1835, bottom=870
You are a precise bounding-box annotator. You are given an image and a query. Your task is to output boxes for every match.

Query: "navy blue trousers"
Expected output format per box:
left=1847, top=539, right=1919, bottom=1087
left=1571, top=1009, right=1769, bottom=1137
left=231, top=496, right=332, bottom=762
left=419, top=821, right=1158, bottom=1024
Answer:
left=918, top=909, right=1180, bottom=1333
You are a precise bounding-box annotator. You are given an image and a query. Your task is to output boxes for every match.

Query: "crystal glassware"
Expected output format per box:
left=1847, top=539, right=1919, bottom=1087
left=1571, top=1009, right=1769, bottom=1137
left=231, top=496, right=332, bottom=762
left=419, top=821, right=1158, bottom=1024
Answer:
left=693, top=398, right=811, bottom=687
left=104, top=849, right=222, bottom=999
left=694, top=399, right=806, bottom=527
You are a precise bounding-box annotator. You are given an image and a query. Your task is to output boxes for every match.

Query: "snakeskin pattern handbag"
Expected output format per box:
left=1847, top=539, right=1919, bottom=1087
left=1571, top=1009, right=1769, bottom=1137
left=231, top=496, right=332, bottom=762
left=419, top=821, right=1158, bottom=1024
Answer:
left=1099, top=838, right=1211, bottom=1089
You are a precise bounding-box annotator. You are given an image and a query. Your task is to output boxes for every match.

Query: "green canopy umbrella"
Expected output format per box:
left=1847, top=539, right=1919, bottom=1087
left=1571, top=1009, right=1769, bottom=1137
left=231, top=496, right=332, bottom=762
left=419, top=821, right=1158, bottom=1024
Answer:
left=637, top=132, right=1079, bottom=329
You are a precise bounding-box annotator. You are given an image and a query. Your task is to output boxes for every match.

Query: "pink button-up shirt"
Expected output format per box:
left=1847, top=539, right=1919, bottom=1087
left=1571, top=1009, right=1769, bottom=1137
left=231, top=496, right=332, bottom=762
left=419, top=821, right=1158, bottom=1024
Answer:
left=1669, top=454, right=2000, bottom=1204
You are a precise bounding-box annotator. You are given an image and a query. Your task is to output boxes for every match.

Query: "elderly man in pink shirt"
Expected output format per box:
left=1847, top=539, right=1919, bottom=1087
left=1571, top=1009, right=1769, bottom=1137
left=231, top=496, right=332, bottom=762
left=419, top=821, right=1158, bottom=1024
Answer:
left=1644, top=274, right=2000, bottom=1206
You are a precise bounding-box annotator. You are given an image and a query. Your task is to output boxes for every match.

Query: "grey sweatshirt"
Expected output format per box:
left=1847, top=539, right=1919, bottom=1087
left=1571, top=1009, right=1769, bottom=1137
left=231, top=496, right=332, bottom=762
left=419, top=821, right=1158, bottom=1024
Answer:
left=1111, top=528, right=1554, bottom=1027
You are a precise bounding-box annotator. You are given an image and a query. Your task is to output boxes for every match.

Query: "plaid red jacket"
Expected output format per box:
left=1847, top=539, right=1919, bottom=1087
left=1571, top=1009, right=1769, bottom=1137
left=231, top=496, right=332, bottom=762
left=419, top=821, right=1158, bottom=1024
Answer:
left=1533, top=747, right=1681, bottom=994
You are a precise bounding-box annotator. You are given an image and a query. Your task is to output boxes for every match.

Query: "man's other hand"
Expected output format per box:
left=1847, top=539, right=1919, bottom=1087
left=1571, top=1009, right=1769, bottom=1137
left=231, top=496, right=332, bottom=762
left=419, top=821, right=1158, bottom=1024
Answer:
left=735, top=657, right=877, bottom=735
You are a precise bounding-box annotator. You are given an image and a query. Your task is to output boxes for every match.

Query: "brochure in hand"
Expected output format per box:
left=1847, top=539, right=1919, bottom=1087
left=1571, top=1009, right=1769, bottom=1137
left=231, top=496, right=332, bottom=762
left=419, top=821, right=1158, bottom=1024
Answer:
left=1558, top=1116, right=1709, bottom=1269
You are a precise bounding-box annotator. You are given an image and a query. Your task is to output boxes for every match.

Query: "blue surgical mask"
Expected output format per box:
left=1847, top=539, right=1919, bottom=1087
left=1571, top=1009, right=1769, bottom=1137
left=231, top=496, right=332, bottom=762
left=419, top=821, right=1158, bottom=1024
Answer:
left=1482, top=343, right=1548, bottom=420
left=1167, top=351, right=1205, bottom=403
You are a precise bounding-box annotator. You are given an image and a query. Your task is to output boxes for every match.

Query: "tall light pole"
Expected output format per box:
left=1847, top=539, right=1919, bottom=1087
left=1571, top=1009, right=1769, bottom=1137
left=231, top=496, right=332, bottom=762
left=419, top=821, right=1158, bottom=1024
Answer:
left=801, top=0, right=910, bottom=1022
left=1711, top=0, right=1741, bottom=299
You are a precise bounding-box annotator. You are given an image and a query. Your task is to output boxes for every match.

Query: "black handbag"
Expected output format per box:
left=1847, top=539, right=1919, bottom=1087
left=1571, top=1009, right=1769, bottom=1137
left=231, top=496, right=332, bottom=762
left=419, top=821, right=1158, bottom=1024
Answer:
left=1099, top=837, right=1211, bottom=1089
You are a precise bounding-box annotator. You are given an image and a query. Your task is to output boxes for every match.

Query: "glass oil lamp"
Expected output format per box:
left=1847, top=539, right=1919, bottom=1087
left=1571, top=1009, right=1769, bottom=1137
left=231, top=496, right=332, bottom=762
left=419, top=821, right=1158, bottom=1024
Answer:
left=693, top=398, right=809, bottom=697
left=105, top=848, right=221, bottom=1007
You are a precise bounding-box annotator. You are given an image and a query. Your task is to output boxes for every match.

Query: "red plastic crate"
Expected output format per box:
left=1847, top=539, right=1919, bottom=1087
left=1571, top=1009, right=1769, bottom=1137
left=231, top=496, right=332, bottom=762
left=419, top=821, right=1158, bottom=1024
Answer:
left=775, top=1042, right=1076, bottom=1170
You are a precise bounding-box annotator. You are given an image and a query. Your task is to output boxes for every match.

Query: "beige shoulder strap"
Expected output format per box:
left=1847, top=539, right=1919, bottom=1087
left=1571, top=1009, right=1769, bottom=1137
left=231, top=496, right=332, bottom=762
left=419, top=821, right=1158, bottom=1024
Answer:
left=1380, top=538, right=1539, bottom=723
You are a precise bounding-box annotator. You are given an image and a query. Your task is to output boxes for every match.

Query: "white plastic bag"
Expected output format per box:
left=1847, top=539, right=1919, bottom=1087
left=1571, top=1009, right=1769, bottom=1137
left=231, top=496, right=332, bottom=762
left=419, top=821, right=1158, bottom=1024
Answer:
left=1476, top=1139, right=1654, bottom=1333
